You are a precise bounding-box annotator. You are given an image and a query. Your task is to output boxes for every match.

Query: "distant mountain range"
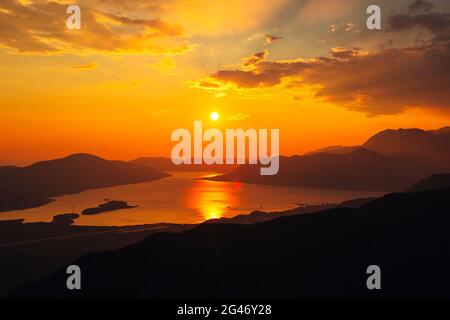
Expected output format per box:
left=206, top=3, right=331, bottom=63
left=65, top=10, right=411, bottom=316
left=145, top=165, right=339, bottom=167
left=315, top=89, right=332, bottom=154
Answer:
left=207, top=148, right=437, bottom=191
left=362, top=127, right=450, bottom=160
left=362, top=127, right=450, bottom=165
left=305, top=127, right=450, bottom=158
left=131, top=157, right=237, bottom=173
left=9, top=184, right=450, bottom=299
left=1, top=126, right=448, bottom=211
left=0, top=154, right=170, bottom=212
left=208, top=127, right=450, bottom=191
left=305, top=145, right=358, bottom=155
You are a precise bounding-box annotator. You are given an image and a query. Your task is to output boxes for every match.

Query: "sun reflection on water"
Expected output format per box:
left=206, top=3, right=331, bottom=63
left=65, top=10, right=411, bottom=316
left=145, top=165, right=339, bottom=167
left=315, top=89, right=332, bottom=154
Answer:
left=186, top=175, right=239, bottom=222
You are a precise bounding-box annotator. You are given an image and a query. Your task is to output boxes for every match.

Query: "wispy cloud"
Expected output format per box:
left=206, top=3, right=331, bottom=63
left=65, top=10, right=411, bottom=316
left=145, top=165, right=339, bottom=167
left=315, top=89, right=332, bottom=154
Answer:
left=328, top=22, right=357, bottom=33
left=154, top=109, right=168, bottom=115
left=227, top=112, right=251, bottom=121
left=71, top=62, right=97, bottom=70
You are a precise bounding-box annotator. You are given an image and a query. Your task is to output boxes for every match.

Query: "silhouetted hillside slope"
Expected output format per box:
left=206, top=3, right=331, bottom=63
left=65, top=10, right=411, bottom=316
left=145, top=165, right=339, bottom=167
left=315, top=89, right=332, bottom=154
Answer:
left=9, top=186, right=450, bottom=299
left=0, top=220, right=191, bottom=298
left=0, top=154, right=170, bottom=212
left=406, top=173, right=450, bottom=192
left=0, top=166, right=17, bottom=172
left=207, top=148, right=433, bottom=191
left=304, top=145, right=358, bottom=155
left=362, top=127, right=450, bottom=167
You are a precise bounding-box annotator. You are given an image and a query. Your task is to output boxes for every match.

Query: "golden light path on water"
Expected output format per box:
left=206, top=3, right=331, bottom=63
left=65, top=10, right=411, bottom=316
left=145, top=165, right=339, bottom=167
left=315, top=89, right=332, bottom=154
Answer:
left=186, top=178, right=242, bottom=221
left=0, top=172, right=384, bottom=226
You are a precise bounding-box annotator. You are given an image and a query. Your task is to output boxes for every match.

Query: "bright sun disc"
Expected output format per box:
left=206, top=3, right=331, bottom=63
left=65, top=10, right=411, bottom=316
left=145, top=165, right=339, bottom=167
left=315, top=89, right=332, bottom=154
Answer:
left=210, top=112, right=219, bottom=121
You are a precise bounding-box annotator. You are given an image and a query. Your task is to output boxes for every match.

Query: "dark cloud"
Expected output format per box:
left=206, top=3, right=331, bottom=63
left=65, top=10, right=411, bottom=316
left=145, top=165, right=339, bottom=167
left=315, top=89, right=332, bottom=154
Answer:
left=244, top=50, right=268, bottom=67
left=409, top=0, right=433, bottom=14
left=389, top=12, right=450, bottom=34
left=265, top=34, right=283, bottom=44
left=389, top=2, right=450, bottom=47
left=194, top=2, right=450, bottom=115
left=211, top=51, right=308, bottom=88
left=329, top=47, right=360, bottom=60
left=306, top=46, right=450, bottom=114
left=203, top=43, right=449, bottom=114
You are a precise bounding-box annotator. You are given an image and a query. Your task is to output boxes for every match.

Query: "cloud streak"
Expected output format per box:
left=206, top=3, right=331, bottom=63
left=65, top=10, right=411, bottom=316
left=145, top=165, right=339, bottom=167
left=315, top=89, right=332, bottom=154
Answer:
left=227, top=113, right=251, bottom=121
left=71, top=62, right=96, bottom=70
left=265, top=34, right=283, bottom=44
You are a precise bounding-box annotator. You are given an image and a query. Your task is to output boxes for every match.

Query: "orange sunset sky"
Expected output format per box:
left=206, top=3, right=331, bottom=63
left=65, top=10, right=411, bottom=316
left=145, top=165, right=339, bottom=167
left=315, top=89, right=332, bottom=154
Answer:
left=0, top=0, right=449, bottom=165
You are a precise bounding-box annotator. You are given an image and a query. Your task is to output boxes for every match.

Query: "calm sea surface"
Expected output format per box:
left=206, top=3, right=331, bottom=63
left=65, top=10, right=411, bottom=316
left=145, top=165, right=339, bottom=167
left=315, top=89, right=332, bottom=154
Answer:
left=0, top=172, right=384, bottom=226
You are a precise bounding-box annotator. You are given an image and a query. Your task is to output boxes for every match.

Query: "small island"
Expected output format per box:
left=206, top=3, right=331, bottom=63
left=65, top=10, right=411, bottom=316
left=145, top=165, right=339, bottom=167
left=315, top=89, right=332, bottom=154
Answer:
left=81, top=200, right=138, bottom=215
left=51, top=213, right=80, bottom=225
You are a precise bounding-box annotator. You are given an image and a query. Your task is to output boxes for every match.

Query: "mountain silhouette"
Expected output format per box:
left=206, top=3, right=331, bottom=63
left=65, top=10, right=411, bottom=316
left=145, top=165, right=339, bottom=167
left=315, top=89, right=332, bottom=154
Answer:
left=0, top=153, right=170, bottom=212
left=362, top=127, right=450, bottom=167
left=207, top=148, right=434, bottom=191
left=406, top=173, right=450, bottom=192
left=130, top=157, right=237, bottom=173
left=207, top=127, right=450, bottom=191
left=9, top=186, right=450, bottom=299
left=304, top=145, right=358, bottom=155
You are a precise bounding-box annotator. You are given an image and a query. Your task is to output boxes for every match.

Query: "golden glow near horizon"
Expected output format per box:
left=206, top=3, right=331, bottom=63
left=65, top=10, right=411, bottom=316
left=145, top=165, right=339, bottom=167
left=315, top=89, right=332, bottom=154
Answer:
left=0, top=0, right=449, bottom=165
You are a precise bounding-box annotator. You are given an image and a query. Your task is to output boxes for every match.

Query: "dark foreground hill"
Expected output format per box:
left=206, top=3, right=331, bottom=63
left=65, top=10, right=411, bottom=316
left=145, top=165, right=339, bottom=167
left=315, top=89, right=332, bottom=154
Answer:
left=9, top=186, right=450, bottom=299
left=0, top=220, right=190, bottom=298
left=0, top=154, right=170, bottom=212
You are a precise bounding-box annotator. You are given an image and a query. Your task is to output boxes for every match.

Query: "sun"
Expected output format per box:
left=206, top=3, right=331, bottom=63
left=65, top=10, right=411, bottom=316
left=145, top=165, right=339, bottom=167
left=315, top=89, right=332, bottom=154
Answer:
left=210, top=111, right=220, bottom=121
